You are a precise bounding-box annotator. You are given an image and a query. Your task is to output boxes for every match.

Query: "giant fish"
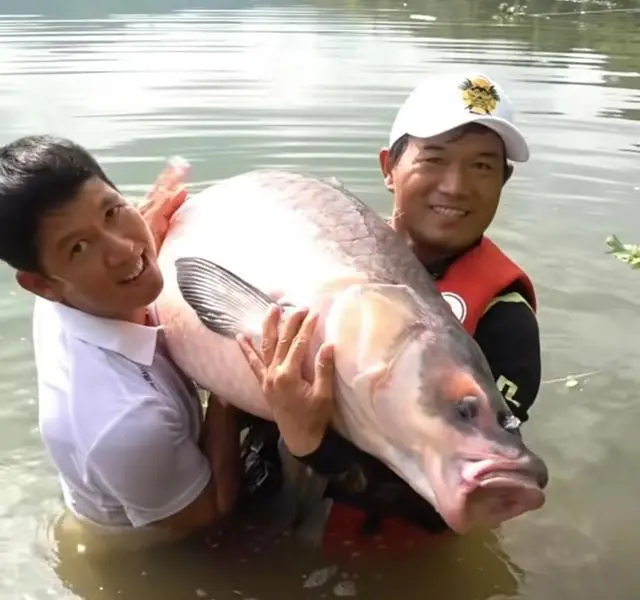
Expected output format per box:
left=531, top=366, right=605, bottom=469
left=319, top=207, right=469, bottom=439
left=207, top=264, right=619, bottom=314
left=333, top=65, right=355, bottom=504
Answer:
left=154, top=169, right=548, bottom=535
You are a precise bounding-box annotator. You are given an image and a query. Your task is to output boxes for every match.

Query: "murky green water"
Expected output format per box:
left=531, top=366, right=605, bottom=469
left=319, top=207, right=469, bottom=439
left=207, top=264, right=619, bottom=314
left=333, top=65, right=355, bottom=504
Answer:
left=1, top=1, right=639, bottom=598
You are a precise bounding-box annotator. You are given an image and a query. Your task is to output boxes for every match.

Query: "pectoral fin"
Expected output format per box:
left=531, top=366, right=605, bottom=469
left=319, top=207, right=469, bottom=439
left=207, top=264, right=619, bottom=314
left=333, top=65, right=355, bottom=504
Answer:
left=175, top=256, right=275, bottom=339
left=326, top=282, right=428, bottom=378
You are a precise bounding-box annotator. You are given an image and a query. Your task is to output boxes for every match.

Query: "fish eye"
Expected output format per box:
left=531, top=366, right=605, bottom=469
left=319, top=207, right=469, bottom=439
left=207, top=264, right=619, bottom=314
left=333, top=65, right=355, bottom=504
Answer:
left=455, top=396, right=479, bottom=422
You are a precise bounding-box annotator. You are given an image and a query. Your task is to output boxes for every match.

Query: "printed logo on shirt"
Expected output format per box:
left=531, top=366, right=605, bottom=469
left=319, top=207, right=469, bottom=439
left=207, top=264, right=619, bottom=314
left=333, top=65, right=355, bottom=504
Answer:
left=138, top=366, right=160, bottom=392
left=496, top=375, right=520, bottom=408
left=441, top=292, right=468, bottom=323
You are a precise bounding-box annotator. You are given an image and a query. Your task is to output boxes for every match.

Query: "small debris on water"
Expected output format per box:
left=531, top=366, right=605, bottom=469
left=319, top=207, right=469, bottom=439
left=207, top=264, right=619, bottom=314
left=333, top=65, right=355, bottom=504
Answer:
left=542, top=370, right=599, bottom=387
left=565, top=376, right=579, bottom=389
left=303, top=565, right=339, bottom=589
left=409, top=14, right=437, bottom=21
left=333, top=580, right=357, bottom=596
left=76, top=543, right=86, bottom=554
left=195, top=590, right=207, bottom=598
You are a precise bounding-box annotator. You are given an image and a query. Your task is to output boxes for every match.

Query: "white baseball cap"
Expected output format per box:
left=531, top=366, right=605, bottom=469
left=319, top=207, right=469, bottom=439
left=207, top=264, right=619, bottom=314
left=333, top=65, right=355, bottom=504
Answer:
left=388, top=72, right=530, bottom=162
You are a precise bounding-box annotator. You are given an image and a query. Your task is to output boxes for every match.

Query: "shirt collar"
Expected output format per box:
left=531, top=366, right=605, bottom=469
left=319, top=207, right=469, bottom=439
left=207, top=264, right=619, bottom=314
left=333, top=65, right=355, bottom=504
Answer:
left=384, top=216, right=482, bottom=279
left=49, top=300, right=162, bottom=367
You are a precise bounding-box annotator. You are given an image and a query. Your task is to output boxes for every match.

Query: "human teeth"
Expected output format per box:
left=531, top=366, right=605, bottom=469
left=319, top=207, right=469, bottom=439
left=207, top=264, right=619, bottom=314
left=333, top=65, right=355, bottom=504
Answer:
left=431, top=206, right=467, bottom=218
left=122, top=256, right=144, bottom=282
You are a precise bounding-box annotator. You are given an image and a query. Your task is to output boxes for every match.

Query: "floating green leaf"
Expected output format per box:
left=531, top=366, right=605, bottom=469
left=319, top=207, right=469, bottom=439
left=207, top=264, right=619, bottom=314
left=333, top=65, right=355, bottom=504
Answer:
left=605, top=234, right=640, bottom=270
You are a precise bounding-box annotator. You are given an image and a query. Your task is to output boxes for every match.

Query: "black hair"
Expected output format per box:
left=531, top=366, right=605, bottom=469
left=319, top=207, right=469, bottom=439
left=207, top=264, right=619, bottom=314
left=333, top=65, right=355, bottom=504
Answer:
left=387, top=124, right=512, bottom=181
left=0, top=135, right=117, bottom=273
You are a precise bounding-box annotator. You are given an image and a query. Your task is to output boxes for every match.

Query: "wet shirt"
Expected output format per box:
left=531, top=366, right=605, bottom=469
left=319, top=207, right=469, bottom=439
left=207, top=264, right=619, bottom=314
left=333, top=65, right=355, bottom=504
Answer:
left=33, top=298, right=211, bottom=530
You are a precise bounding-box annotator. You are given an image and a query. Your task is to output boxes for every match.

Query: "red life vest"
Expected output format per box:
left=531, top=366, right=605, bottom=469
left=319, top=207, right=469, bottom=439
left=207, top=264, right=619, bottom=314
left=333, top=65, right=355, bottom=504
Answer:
left=320, top=236, right=536, bottom=560
left=435, top=236, right=537, bottom=335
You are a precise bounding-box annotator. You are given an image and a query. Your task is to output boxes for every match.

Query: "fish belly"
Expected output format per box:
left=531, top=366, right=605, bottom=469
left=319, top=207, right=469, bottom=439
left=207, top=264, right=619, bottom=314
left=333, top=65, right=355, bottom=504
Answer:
left=156, top=170, right=363, bottom=417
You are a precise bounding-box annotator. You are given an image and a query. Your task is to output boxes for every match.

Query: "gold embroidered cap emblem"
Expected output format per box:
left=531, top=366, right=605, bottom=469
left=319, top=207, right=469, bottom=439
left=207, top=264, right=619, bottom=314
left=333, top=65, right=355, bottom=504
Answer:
left=459, top=76, right=500, bottom=115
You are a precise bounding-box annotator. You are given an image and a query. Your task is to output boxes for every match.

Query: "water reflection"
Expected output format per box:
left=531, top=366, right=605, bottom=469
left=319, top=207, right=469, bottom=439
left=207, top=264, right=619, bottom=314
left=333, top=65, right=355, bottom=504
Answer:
left=52, top=513, right=526, bottom=600
left=0, top=1, right=639, bottom=599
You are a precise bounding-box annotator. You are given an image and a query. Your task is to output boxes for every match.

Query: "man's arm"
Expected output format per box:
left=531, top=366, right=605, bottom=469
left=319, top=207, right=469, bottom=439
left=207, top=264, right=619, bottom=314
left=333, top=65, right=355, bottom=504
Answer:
left=88, top=394, right=241, bottom=536
left=292, top=428, right=358, bottom=477
left=197, top=393, right=242, bottom=519
left=235, top=306, right=353, bottom=478
left=153, top=393, right=242, bottom=533
left=473, top=293, right=542, bottom=423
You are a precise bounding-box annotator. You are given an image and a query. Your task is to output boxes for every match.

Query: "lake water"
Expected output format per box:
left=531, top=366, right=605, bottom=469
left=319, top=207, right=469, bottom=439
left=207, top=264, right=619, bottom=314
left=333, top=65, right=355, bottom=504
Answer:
left=1, top=0, right=639, bottom=599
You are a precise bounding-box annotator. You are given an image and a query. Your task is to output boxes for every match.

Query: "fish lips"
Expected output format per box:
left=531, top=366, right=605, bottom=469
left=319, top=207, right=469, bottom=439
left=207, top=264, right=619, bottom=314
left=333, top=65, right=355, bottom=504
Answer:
left=433, top=456, right=547, bottom=534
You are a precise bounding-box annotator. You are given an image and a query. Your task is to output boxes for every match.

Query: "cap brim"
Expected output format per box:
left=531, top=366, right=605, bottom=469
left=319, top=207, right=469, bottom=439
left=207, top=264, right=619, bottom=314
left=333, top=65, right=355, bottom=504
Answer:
left=472, top=116, right=530, bottom=162
left=402, top=114, right=530, bottom=163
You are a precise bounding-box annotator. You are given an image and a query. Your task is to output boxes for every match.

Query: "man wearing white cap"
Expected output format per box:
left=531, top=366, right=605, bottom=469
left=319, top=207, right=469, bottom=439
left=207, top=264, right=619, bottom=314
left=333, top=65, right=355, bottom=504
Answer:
left=379, top=71, right=539, bottom=422
left=280, top=72, right=542, bottom=553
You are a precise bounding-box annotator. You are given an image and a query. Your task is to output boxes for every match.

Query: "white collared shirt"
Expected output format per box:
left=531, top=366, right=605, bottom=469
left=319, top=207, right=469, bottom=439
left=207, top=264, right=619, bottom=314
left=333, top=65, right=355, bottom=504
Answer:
left=32, top=297, right=211, bottom=529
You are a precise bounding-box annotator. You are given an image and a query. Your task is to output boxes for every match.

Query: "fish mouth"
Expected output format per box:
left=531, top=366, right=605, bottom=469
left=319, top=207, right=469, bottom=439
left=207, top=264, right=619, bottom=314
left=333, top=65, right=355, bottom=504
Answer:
left=432, top=457, right=547, bottom=534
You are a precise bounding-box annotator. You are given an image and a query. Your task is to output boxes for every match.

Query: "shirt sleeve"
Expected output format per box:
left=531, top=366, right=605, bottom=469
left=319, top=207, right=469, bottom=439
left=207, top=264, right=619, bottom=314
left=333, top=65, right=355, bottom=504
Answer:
left=293, top=428, right=357, bottom=477
left=86, top=396, right=212, bottom=528
left=473, top=294, right=542, bottom=423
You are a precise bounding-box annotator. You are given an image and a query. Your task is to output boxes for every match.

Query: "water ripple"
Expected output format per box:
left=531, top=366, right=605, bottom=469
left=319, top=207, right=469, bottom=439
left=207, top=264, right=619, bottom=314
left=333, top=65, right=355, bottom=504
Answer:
left=0, top=2, right=639, bottom=599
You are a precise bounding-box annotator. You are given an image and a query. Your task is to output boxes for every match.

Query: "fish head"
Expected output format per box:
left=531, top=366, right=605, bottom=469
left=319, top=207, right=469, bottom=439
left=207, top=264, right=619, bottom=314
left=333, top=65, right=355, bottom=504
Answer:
left=325, top=283, right=548, bottom=534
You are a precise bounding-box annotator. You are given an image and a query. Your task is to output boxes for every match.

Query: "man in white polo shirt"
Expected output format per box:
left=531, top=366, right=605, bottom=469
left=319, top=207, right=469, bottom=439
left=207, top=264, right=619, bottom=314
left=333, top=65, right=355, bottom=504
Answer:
left=0, top=135, right=335, bottom=545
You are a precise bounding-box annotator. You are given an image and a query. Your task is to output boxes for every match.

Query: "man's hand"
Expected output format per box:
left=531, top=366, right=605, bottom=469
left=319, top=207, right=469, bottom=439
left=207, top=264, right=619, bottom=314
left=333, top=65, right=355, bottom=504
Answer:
left=139, top=156, right=191, bottom=251
left=236, top=306, right=335, bottom=457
